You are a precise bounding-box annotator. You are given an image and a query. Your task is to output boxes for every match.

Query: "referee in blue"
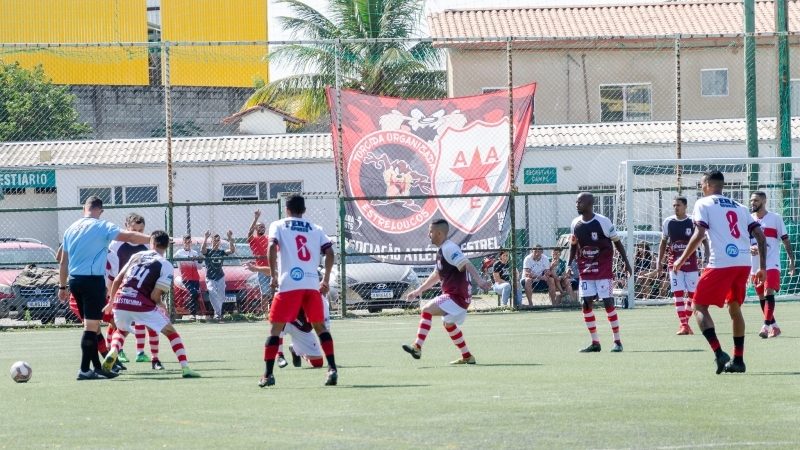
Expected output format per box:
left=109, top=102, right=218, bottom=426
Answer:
left=58, top=196, right=151, bottom=380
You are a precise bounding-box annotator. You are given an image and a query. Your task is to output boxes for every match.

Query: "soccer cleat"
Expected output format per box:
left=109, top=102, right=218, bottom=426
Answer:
left=758, top=325, right=769, bottom=339
left=324, top=369, right=338, bottom=386
left=768, top=326, right=781, bottom=338
left=723, top=360, right=746, bottom=373
left=77, top=370, right=101, bottom=381
left=579, top=342, right=602, bottom=353
left=676, top=325, right=693, bottom=335
left=94, top=368, right=120, bottom=379
left=714, top=351, right=731, bottom=375
left=152, top=359, right=164, bottom=371
left=277, top=354, right=288, bottom=369
left=449, top=355, right=477, bottom=365
left=117, top=350, right=129, bottom=363
left=181, top=367, right=201, bottom=378
left=135, top=352, right=151, bottom=363
left=402, top=343, right=422, bottom=360
left=289, top=345, right=301, bottom=368
left=112, top=360, right=127, bottom=373
left=610, top=343, right=623, bottom=353
left=258, top=374, right=275, bottom=388
left=101, top=350, right=118, bottom=373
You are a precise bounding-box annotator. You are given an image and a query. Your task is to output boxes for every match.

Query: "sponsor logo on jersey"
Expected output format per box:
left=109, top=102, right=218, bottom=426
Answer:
left=716, top=197, right=737, bottom=208
left=287, top=220, right=312, bottom=233
left=672, top=241, right=688, bottom=253
left=290, top=267, right=304, bottom=281
left=581, top=247, right=599, bottom=258
left=725, top=244, right=739, bottom=257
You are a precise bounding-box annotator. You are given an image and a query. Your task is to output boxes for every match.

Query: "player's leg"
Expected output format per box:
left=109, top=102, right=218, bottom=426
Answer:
left=753, top=275, right=770, bottom=338
left=671, top=271, right=690, bottom=334
left=692, top=268, right=731, bottom=374
left=443, top=310, right=473, bottom=365
left=147, top=327, right=162, bottom=370
left=158, top=322, right=200, bottom=378
left=304, top=290, right=337, bottom=385
left=133, top=323, right=150, bottom=362
left=260, top=290, right=299, bottom=387
left=74, top=277, right=118, bottom=380
left=724, top=301, right=746, bottom=373
left=101, top=309, right=133, bottom=372
left=402, top=297, right=447, bottom=359
left=765, top=269, right=781, bottom=337
left=578, top=279, right=601, bottom=352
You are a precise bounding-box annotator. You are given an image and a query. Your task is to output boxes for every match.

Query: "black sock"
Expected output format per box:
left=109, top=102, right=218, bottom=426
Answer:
left=733, top=336, right=745, bottom=364
left=766, top=294, right=776, bottom=325
left=318, top=331, right=337, bottom=371
left=80, top=331, right=96, bottom=372
left=701, top=327, right=722, bottom=354
left=265, top=335, right=280, bottom=376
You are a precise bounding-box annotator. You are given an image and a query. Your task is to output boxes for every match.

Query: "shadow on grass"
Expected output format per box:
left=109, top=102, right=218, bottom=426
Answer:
left=415, top=363, right=543, bottom=369
left=627, top=349, right=705, bottom=353
left=746, top=371, right=800, bottom=376
left=342, top=384, right=431, bottom=389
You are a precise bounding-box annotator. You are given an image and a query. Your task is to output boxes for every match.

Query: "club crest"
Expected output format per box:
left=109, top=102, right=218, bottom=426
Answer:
left=591, top=232, right=598, bottom=241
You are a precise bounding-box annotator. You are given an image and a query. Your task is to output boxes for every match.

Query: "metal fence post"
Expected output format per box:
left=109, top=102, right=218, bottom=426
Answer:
left=506, top=37, right=520, bottom=310
left=163, top=41, right=176, bottom=319
left=675, top=36, right=683, bottom=194
left=334, top=40, right=348, bottom=317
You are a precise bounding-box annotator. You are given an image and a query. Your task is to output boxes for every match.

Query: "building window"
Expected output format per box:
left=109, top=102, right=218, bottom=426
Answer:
left=269, top=181, right=302, bottom=199
left=34, top=187, right=56, bottom=194
left=79, top=186, right=158, bottom=205
left=223, top=183, right=260, bottom=201
left=791, top=79, right=800, bottom=117
left=600, top=84, right=652, bottom=122
left=3, top=188, right=25, bottom=195
left=701, top=69, right=728, bottom=97
left=579, top=185, right=616, bottom=222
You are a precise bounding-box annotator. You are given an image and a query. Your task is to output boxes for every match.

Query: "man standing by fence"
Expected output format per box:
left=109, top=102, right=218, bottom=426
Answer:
left=58, top=196, right=151, bottom=380
left=247, top=209, right=272, bottom=315
left=201, top=229, right=235, bottom=321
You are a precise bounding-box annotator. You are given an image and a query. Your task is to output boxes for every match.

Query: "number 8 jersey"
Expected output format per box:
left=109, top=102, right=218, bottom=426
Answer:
left=268, top=217, right=333, bottom=292
left=692, top=194, right=759, bottom=269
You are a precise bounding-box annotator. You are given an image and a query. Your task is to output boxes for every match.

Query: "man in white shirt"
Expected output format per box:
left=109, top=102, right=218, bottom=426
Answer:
left=522, top=245, right=556, bottom=305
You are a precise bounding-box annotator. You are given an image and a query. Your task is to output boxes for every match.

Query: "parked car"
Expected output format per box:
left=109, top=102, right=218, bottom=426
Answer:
left=172, top=238, right=264, bottom=317
left=0, top=238, right=77, bottom=323
left=328, top=253, right=421, bottom=313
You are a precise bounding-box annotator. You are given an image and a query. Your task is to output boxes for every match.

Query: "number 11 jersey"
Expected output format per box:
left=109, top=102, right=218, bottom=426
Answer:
left=692, top=194, right=759, bottom=269
left=268, top=217, right=333, bottom=292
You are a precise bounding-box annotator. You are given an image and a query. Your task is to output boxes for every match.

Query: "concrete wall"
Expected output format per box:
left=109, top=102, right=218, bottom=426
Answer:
left=70, top=86, right=253, bottom=139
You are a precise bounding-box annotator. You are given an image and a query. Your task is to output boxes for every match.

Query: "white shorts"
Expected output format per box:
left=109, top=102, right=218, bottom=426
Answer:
left=433, top=295, right=467, bottom=325
left=669, top=270, right=699, bottom=294
left=578, top=279, right=613, bottom=299
left=285, top=323, right=322, bottom=358
left=113, top=308, right=170, bottom=334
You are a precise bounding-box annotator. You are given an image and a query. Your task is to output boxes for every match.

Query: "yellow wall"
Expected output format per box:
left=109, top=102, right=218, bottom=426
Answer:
left=0, top=0, right=149, bottom=85
left=162, top=0, right=268, bottom=87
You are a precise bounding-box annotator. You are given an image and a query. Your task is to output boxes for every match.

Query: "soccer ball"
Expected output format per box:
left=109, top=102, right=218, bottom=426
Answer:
left=10, top=361, right=32, bottom=383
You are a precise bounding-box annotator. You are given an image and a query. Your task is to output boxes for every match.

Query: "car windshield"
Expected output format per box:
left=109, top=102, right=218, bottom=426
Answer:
left=0, top=248, right=57, bottom=266
left=229, top=243, right=254, bottom=266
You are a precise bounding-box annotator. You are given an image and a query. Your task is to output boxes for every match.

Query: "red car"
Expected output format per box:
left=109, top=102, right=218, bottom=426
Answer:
left=171, top=238, right=264, bottom=318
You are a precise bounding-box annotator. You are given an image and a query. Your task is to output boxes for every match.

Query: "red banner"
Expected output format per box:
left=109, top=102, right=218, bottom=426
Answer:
left=327, top=84, right=536, bottom=264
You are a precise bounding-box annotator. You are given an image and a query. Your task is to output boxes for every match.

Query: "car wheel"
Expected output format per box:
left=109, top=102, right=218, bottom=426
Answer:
left=367, top=306, right=382, bottom=314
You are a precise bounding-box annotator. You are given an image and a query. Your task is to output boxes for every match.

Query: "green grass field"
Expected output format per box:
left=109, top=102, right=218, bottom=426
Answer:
left=3, top=303, right=800, bottom=449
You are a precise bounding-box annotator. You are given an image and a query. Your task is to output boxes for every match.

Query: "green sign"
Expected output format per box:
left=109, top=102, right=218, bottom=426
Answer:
left=0, top=170, right=55, bottom=189
left=523, top=167, right=557, bottom=185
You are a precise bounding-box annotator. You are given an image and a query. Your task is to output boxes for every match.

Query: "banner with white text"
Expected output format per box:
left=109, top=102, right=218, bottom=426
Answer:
left=327, top=84, right=536, bottom=264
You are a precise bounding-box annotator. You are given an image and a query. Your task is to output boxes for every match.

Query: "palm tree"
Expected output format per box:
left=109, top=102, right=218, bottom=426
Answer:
left=242, top=0, right=446, bottom=126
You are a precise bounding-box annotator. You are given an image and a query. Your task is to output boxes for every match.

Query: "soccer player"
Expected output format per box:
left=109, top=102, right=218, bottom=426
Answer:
left=57, top=196, right=151, bottom=380
left=402, top=219, right=491, bottom=364
left=247, top=209, right=272, bottom=316
left=106, top=213, right=161, bottom=369
left=749, top=191, right=796, bottom=338
left=102, top=230, right=200, bottom=378
left=673, top=171, right=766, bottom=374
left=259, top=194, right=338, bottom=387
left=568, top=192, right=632, bottom=353
left=657, top=196, right=710, bottom=335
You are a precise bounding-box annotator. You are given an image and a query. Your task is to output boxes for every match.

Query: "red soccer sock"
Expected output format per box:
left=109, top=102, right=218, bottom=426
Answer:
left=165, top=331, right=188, bottom=368
left=134, top=324, right=146, bottom=354
left=414, top=312, right=433, bottom=348
left=701, top=327, right=721, bottom=352
left=96, top=330, right=108, bottom=356
left=582, top=304, right=599, bottom=343
left=318, top=331, right=337, bottom=370
left=673, top=291, right=686, bottom=325
left=263, top=335, right=280, bottom=376
left=444, top=323, right=471, bottom=359
left=110, top=329, right=128, bottom=353
left=604, top=304, right=621, bottom=345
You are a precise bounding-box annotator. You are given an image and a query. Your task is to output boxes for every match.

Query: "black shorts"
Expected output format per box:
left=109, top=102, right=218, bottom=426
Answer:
left=69, top=275, right=107, bottom=321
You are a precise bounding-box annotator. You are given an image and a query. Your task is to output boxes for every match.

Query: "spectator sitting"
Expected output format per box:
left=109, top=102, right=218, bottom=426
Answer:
left=633, top=241, right=657, bottom=299
left=522, top=244, right=557, bottom=306
left=546, top=247, right=575, bottom=306
left=491, top=250, right=521, bottom=307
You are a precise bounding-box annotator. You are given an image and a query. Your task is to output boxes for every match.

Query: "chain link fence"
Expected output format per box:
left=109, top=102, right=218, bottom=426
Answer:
left=1, top=31, right=798, bottom=326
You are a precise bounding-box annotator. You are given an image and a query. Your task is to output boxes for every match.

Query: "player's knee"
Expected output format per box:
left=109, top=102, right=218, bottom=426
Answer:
left=161, top=324, right=176, bottom=335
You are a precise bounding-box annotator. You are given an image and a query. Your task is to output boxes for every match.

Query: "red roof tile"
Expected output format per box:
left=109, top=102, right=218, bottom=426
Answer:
left=428, top=0, right=800, bottom=41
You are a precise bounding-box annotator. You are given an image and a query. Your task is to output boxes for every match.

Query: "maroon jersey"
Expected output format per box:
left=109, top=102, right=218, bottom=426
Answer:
left=437, top=240, right=471, bottom=309
left=662, top=215, right=698, bottom=272
left=107, top=241, right=149, bottom=285
left=570, top=213, right=618, bottom=280
left=113, top=251, right=174, bottom=312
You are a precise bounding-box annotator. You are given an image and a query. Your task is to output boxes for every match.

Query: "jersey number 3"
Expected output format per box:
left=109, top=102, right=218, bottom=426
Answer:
left=725, top=211, right=741, bottom=239
left=295, top=235, right=311, bottom=262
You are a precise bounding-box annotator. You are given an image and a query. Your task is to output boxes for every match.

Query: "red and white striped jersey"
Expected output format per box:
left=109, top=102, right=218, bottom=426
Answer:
left=693, top=195, right=759, bottom=269
left=750, top=211, right=788, bottom=273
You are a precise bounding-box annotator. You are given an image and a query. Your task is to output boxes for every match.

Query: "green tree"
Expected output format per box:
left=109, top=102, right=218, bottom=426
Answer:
left=0, top=62, right=91, bottom=141
left=242, top=0, right=445, bottom=125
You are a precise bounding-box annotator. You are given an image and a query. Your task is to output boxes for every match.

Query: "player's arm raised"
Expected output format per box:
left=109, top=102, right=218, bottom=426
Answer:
left=225, top=230, right=235, bottom=255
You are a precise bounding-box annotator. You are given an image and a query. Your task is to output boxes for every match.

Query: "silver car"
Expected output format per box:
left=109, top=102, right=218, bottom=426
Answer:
left=328, top=253, right=421, bottom=313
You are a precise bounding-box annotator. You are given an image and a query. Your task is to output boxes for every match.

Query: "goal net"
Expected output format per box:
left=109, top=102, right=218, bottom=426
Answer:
left=615, top=157, right=800, bottom=308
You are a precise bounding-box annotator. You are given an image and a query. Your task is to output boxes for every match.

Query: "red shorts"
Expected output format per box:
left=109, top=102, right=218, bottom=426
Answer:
left=694, top=266, right=750, bottom=308
left=753, top=269, right=781, bottom=296
left=269, top=289, right=325, bottom=324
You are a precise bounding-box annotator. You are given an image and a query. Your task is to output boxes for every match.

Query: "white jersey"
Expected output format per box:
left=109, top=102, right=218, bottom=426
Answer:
left=268, top=217, right=332, bottom=292
left=750, top=211, right=788, bottom=273
left=692, top=194, right=758, bottom=269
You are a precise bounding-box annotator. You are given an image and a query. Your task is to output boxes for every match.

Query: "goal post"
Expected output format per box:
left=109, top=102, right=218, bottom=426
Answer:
left=617, top=157, right=800, bottom=308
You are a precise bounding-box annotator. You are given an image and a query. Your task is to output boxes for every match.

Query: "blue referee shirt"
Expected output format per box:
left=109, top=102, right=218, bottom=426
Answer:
left=63, top=217, right=121, bottom=276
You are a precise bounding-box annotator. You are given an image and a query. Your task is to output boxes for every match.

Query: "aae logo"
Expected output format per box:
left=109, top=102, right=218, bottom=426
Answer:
left=290, top=267, right=304, bottom=281
left=725, top=244, right=739, bottom=257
